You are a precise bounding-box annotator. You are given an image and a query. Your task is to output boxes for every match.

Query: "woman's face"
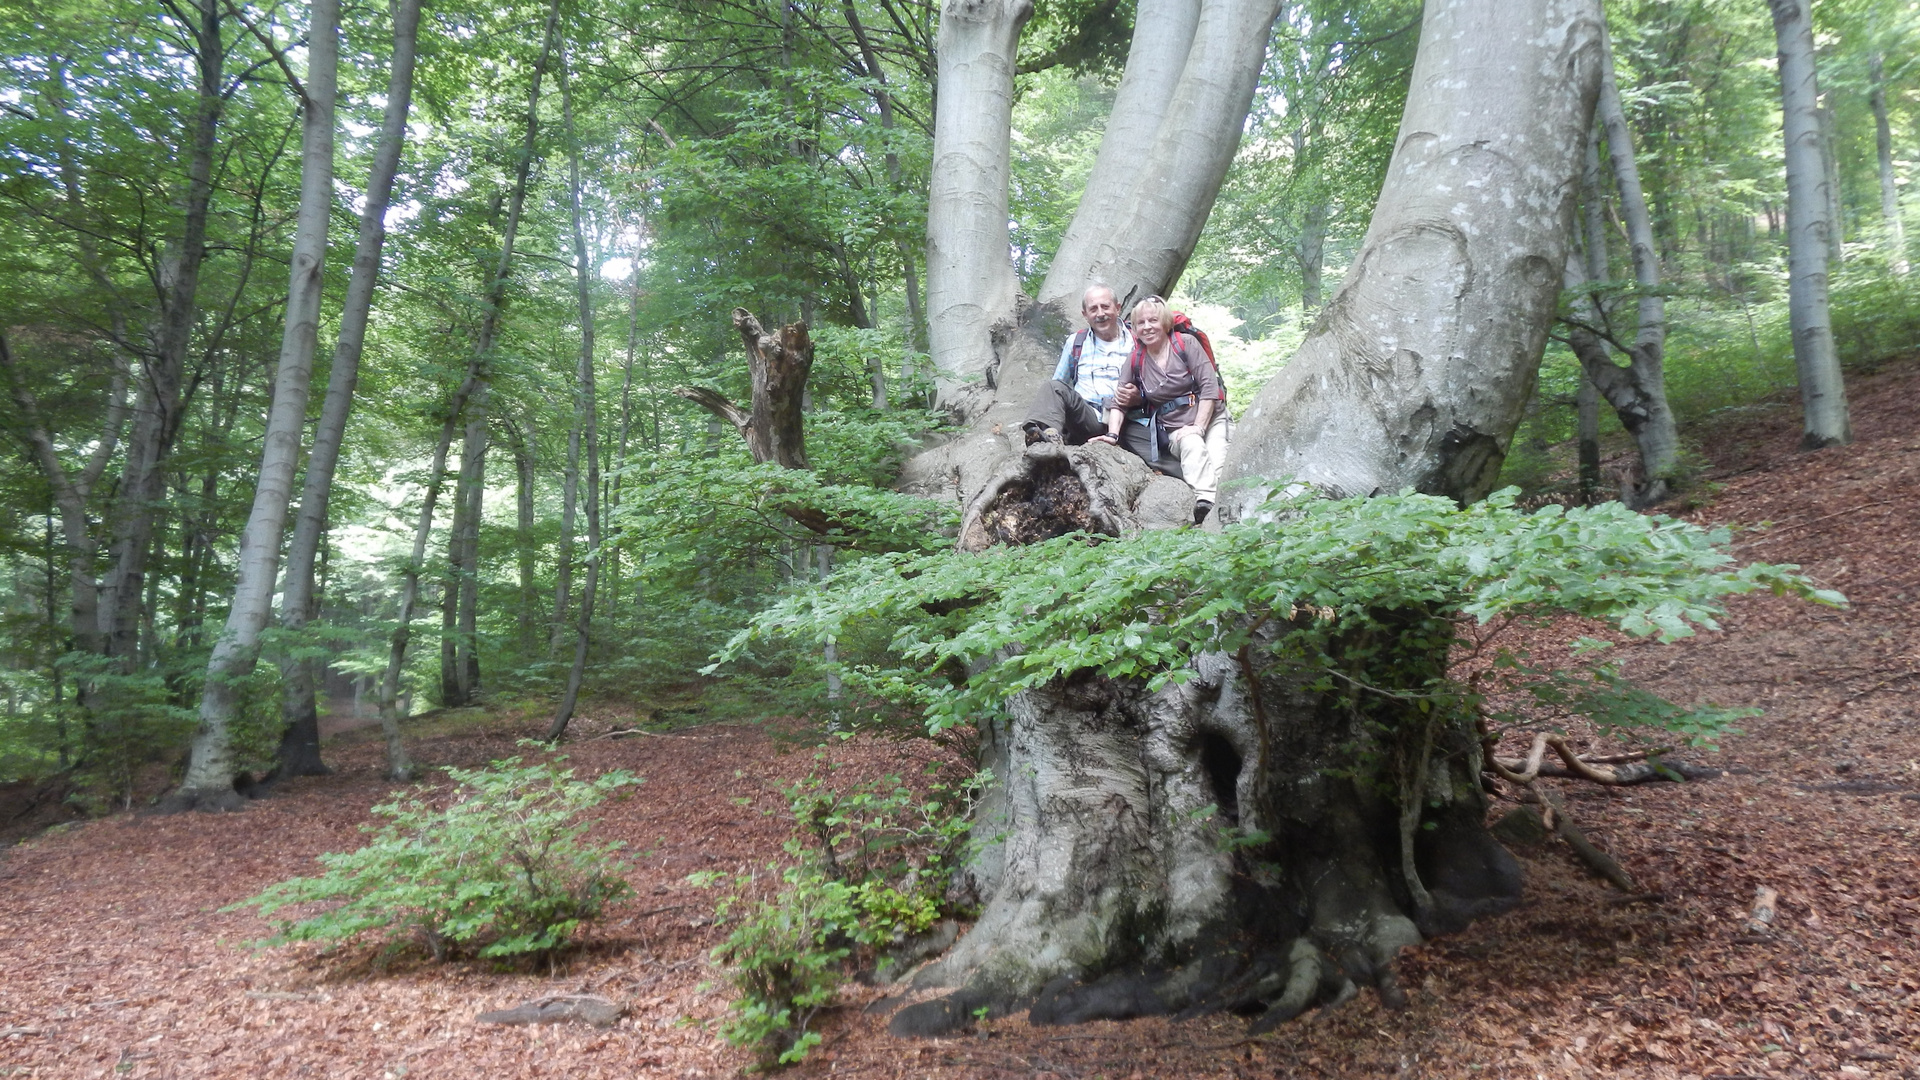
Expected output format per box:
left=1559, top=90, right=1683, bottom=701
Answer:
left=1134, top=306, right=1166, bottom=347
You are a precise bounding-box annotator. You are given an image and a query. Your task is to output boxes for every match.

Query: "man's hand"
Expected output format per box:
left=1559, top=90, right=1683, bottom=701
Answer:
left=1112, top=382, right=1142, bottom=409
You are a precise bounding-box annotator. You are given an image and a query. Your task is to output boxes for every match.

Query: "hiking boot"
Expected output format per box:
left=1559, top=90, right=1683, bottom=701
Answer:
left=1023, top=422, right=1062, bottom=446
left=1193, top=500, right=1213, bottom=526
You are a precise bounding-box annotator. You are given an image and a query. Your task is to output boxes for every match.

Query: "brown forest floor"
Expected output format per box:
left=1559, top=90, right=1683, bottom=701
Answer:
left=3, top=359, right=1918, bottom=1080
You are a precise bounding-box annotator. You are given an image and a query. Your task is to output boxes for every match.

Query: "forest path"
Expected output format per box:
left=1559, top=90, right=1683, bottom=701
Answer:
left=1, top=359, right=1917, bottom=1079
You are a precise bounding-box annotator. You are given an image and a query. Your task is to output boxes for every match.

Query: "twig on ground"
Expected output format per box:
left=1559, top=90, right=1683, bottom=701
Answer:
left=1746, top=886, right=1778, bottom=934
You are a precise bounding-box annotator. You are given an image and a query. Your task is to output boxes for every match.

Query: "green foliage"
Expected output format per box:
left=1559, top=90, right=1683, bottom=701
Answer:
left=232, top=748, right=639, bottom=962
left=722, top=488, right=1842, bottom=741
left=698, top=759, right=981, bottom=1069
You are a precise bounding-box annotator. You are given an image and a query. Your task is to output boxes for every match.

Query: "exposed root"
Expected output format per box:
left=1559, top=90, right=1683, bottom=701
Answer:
left=151, top=784, right=249, bottom=814
left=1490, top=733, right=1718, bottom=786
left=1531, top=789, right=1638, bottom=892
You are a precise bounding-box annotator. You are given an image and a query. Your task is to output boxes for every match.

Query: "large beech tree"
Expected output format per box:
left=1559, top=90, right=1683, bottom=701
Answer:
left=887, top=0, right=1610, bottom=1034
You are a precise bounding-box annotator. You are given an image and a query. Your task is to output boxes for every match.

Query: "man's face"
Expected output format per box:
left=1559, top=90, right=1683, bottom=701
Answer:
left=1082, top=289, right=1119, bottom=334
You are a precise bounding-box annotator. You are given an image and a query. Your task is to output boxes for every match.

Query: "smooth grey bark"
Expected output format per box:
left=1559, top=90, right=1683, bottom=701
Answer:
left=1035, top=0, right=1199, bottom=307
left=278, top=0, right=424, bottom=778
left=893, top=0, right=1605, bottom=1036
left=924, top=0, right=1032, bottom=398
left=1565, top=56, right=1678, bottom=509
left=1870, top=53, right=1909, bottom=276
left=373, top=377, right=476, bottom=782
left=1224, top=0, right=1605, bottom=509
left=101, top=0, right=224, bottom=667
left=1767, top=0, right=1851, bottom=448
left=379, top=0, right=556, bottom=757
left=444, top=386, right=487, bottom=705
left=1818, top=103, right=1844, bottom=266
left=507, top=414, right=539, bottom=653
left=0, top=334, right=127, bottom=658
left=175, top=0, right=340, bottom=810
left=547, top=37, right=602, bottom=742
left=1037, top=0, right=1283, bottom=310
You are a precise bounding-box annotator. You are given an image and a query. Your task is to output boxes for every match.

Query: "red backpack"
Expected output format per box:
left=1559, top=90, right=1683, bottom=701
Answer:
left=1128, top=312, right=1227, bottom=403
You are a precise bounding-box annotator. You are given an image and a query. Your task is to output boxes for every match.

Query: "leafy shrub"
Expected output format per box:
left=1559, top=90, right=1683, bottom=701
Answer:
left=722, top=487, right=1840, bottom=743
left=698, top=760, right=980, bottom=1069
left=232, top=747, right=639, bottom=962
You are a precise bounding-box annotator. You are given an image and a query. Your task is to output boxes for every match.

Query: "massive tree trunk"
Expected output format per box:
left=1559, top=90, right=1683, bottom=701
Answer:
left=889, top=0, right=1605, bottom=1036
left=174, top=0, right=340, bottom=811
left=1869, top=53, right=1909, bottom=277
left=1768, top=0, right=1851, bottom=449
left=923, top=0, right=1031, bottom=404
left=277, top=0, right=424, bottom=778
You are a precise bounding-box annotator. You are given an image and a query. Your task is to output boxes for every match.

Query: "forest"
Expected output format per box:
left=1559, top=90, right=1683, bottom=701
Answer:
left=1, top=0, right=1919, bottom=1075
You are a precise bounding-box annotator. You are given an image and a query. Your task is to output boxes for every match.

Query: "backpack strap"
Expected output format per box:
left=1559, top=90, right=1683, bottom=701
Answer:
left=1066, top=330, right=1089, bottom=386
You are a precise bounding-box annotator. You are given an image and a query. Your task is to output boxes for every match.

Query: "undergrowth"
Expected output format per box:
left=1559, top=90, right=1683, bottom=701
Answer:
left=695, top=753, right=982, bottom=1069
left=231, top=744, right=639, bottom=963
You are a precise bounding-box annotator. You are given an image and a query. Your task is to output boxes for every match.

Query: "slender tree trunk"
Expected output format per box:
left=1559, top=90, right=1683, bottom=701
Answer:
left=1568, top=48, right=1679, bottom=508
left=548, top=37, right=603, bottom=741
left=444, top=390, right=487, bottom=704
left=551, top=352, right=580, bottom=655
left=378, top=0, right=556, bottom=758
left=0, top=334, right=126, bottom=658
left=277, top=0, right=424, bottom=777
left=174, top=0, right=339, bottom=811
left=1818, top=103, right=1844, bottom=265
left=101, top=0, right=224, bottom=668
left=374, top=378, right=477, bottom=781
left=507, top=414, right=539, bottom=654
left=1768, top=0, right=1851, bottom=448
left=1870, top=53, right=1909, bottom=276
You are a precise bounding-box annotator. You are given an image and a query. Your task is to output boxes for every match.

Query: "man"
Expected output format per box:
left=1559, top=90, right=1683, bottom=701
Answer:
left=1021, top=286, right=1168, bottom=473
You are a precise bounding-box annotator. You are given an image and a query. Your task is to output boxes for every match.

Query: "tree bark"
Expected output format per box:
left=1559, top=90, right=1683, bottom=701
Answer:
left=1036, top=0, right=1283, bottom=310
left=1224, top=0, right=1604, bottom=508
left=548, top=34, right=603, bottom=742
left=507, top=413, right=540, bottom=654
left=891, top=0, right=1606, bottom=1036
left=0, top=333, right=126, bottom=659
left=277, top=0, right=424, bottom=778
left=100, top=0, right=224, bottom=668
left=677, top=310, right=816, bottom=469
left=924, top=0, right=1032, bottom=401
left=173, top=0, right=340, bottom=811
left=1870, top=52, right=1909, bottom=276
left=1768, top=0, right=1851, bottom=449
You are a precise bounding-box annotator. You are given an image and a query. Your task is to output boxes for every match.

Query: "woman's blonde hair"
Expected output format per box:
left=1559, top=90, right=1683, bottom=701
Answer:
left=1130, top=295, right=1169, bottom=328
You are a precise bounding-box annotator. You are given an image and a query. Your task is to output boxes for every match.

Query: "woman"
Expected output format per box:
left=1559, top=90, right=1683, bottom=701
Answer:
left=1101, top=296, right=1228, bottom=524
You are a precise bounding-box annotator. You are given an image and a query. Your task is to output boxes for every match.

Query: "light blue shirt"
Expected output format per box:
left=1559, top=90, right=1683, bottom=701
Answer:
left=1051, top=327, right=1133, bottom=407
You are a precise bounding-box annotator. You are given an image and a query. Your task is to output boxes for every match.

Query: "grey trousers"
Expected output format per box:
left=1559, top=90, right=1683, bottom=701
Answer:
left=1025, top=380, right=1182, bottom=480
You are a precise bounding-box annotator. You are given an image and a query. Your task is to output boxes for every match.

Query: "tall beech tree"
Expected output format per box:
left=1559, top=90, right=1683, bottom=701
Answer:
left=275, top=0, right=425, bottom=779
left=175, top=0, right=341, bottom=812
left=1768, top=0, right=1851, bottom=448
left=885, top=0, right=1609, bottom=1035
